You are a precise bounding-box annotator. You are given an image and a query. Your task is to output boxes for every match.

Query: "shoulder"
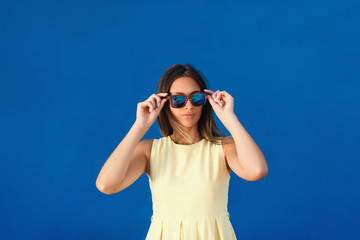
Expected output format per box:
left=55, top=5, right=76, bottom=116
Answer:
left=140, top=137, right=168, bottom=174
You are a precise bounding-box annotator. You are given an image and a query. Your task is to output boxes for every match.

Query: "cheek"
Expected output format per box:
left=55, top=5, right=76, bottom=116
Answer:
left=194, top=107, right=203, bottom=120
left=169, top=107, right=180, bottom=117
left=197, top=106, right=203, bottom=115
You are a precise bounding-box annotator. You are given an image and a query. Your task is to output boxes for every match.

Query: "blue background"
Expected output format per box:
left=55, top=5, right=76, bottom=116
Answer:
left=1, top=0, right=359, bottom=239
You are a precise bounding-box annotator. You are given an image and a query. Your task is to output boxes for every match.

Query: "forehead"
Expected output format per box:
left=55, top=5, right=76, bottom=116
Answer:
left=169, top=77, right=201, bottom=94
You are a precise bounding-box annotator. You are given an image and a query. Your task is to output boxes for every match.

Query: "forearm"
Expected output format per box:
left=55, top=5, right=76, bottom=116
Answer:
left=96, top=121, right=149, bottom=192
left=224, top=113, right=268, bottom=177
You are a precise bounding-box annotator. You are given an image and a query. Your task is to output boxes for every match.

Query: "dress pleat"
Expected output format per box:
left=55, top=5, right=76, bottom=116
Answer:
left=146, top=215, right=236, bottom=240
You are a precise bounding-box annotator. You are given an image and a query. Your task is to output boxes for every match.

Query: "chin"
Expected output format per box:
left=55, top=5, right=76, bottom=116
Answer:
left=179, top=117, right=201, bottom=127
left=180, top=123, right=197, bottom=128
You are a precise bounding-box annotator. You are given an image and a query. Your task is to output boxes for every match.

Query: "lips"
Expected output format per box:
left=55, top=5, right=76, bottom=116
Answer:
left=182, top=113, right=194, bottom=117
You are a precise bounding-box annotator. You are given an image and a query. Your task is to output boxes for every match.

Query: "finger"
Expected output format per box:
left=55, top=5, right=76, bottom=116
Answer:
left=160, top=95, right=169, bottom=106
left=217, top=91, right=225, bottom=103
left=222, top=91, right=233, bottom=100
left=150, top=94, right=162, bottom=109
left=156, top=93, right=168, bottom=100
left=219, top=91, right=231, bottom=98
left=218, top=98, right=224, bottom=106
left=138, top=102, right=148, bottom=109
left=152, top=95, right=163, bottom=110
left=206, top=94, right=217, bottom=106
left=217, top=92, right=225, bottom=101
left=219, top=96, right=225, bottom=104
left=213, top=91, right=225, bottom=106
left=203, top=89, right=214, bottom=94
left=154, top=93, right=168, bottom=108
left=157, top=97, right=168, bottom=110
left=145, top=100, right=155, bottom=112
left=215, top=96, right=223, bottom=107
left=157, top=92, right=168, bottom=96
left=220, top=91, right=229, bottom=106
left=212, top=90, right=220, bottom=102
left=157, top=92, right=168, bottom=101
left=138, top=101, right=152, bottom=112
left=218, top=91, right=230, bottom=103
left=217, top=92, right=225, bottom=106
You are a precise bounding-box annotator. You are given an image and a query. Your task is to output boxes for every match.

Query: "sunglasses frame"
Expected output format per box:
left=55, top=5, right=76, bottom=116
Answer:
left=162, top=91, right=211, bottom=108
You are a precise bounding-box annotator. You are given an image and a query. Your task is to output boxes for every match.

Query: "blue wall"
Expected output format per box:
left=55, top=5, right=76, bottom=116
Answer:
left=1, top=0, right=359, bottom=239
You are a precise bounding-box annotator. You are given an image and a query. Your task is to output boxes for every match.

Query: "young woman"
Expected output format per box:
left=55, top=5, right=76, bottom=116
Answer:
left=96, top=64, right=268, bottom=239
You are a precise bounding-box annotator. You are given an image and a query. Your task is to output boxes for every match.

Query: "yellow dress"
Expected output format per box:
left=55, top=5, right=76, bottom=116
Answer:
left=145, top=136, right=237, bottom=240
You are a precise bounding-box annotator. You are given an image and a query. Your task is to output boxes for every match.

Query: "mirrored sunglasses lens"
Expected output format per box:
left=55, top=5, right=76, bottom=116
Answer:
left=192, top=93, right=206, bottom=106
left=171, top=96, right=186, bottom=108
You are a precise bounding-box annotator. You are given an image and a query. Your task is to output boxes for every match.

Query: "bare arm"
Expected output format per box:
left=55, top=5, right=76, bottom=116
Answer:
left=95, top=92, right=168, bottom=195
left=95, top=122, right=149, bottom=194
left=204, top=89, right=268, bottom=181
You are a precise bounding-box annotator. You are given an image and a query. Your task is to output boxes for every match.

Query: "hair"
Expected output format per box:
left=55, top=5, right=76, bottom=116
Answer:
left=156, top=63, right=228, bottom=145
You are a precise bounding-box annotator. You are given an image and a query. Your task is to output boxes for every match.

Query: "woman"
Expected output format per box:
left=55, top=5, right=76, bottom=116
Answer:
left=96, top=64, right=268, bottom=239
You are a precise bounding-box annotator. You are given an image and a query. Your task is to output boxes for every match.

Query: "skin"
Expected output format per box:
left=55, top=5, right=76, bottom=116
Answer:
left=96, top=76, right=268, bottom=195
left=168, top=77, right=204, bottom=144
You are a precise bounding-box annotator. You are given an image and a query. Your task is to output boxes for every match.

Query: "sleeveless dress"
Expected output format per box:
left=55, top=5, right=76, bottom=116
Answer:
left=145, top=136, right=237, bottom=240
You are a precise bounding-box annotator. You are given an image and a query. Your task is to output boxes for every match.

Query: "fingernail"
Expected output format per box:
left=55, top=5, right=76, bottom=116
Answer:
left=157, top=103, right=160, bottom=108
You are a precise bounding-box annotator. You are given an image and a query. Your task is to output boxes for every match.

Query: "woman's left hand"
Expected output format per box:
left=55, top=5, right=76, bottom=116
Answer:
left=204, top=89, right=235, bottom=123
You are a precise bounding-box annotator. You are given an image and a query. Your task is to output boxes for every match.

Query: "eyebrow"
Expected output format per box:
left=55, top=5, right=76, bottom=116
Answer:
left=170, top=90, right=202, bottom=95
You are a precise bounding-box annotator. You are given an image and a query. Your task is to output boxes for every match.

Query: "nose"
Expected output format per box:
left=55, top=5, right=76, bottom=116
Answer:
left=184, top=98, right=194, bottom=109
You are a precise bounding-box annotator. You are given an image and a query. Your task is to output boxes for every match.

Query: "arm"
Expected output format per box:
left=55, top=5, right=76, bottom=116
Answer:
left=95, top=122, right=149, bottom=194
left=223, top=113, right=268, bottom=181
left=95, top=92, right=168, bottom=194
left=204, top=89, right=268, bottom=181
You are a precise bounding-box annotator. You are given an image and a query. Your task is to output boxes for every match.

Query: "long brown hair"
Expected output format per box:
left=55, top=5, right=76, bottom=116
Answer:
left=157, top=63, right=227, bottom=145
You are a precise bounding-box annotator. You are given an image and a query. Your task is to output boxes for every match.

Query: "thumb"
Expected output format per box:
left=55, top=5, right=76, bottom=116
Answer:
left=157, top=98, right=168, bottom=111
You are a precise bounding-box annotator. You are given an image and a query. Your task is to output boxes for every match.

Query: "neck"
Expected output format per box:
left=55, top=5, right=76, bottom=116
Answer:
left=170, top=126, right=202, bottom=144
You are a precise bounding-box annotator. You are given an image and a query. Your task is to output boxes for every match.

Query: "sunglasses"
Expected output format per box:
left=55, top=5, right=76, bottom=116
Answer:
left=162, top=91, right=210, bottom=108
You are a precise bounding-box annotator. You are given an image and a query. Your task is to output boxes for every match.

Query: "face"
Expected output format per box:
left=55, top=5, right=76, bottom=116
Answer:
left=168, top=77, right=204, bottom=129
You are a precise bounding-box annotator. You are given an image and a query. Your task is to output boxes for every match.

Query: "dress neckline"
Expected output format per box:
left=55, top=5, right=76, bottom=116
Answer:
left=168, top=136, right=205, bottom=146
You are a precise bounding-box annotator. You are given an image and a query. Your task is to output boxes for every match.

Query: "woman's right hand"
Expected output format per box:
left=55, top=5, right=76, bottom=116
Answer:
left=135, top=92, right=168, bottom=129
